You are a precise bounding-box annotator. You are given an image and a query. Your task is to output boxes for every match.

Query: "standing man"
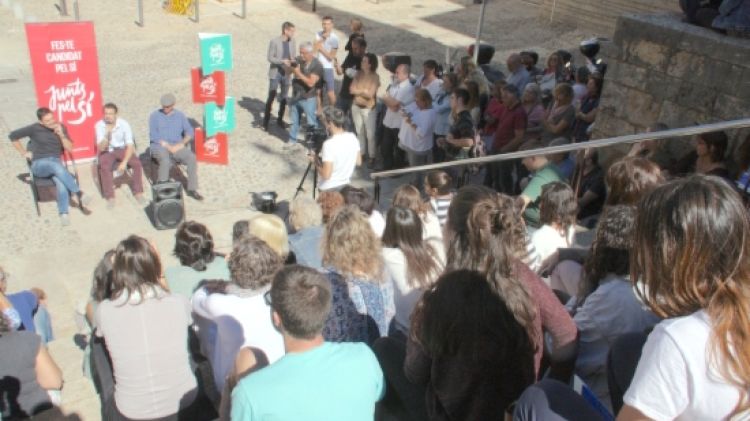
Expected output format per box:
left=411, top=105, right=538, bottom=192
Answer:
left=95, top=103, right=146, bottom=208
left=381, top=64, right=415, bottom=170
left=314, top=16, right=340, bottom=108
left=9, top=107, right=92, bottom=225
left=148, top=94, right=203, bottom=201
left=334, top=36, right=365, bottom=115
left=485, top=84, right=527, bottom=194
left=263, top=22, right=296, bottom=132
left=311, top=106, right=361, bottom=192
left=231, top=265, right=384, bottom=420
left=287, top=42, right=324, bottom=149
left=506, top=53, right=531, bottom=94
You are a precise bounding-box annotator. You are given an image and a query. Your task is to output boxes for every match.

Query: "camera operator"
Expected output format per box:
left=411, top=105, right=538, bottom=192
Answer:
left=286, top=42, right=324, bottom=149
left=309, top=106, right=361, bottom=191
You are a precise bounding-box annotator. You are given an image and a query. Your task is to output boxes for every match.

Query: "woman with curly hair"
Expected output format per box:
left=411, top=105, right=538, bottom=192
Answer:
left=619, top=176, right=750, bottom=420
left=165, top=220, right=229, bottom=297
left=192, top=235, right=284, bottom=392
left=445, top=185, right=577, bottom=377
left=322, top=205, right=395, bottom=344
left=571, top=205, right=659, bottom=411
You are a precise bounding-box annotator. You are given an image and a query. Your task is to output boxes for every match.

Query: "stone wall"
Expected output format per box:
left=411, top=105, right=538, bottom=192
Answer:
left=594, top=13, right=750, bottom=164
left=539, top=0, right=679, bottom=36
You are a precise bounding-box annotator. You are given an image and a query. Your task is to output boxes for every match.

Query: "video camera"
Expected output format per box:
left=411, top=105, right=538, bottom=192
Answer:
left=302, top=124, right=328, bottom=154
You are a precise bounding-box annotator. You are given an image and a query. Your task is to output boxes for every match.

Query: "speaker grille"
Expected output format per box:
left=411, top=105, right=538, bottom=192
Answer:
left=155, top=200, right=184, bottom=228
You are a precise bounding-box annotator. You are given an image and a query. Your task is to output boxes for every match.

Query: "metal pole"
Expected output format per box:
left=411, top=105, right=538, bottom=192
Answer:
left=135, top=0, right=144, bottom=26
left=73, top=0, right=79, bottom=20
left=233, top=0, right=246, bottom=19
left=371, top=118, right=750, bottom=180
left=190, top=0, right=199, bottom=23
left=57, top=0, right=68, bottom=16
left=312, top=0, right=317, bottom=12
left=473, top=0, right=488, bottom=64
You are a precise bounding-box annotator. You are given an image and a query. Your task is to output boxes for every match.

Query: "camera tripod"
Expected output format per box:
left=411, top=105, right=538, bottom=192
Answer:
left=294, top=148, right=319, bottom=199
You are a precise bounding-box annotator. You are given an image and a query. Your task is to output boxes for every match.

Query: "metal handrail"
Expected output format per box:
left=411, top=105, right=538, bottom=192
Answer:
left=370, top=118, right=750, bottom=180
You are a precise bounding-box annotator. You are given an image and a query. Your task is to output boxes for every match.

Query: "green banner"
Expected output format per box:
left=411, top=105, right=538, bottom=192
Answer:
left=199, top=33, right=233, bottom=73
left=205, top=96, right=235, bottom=136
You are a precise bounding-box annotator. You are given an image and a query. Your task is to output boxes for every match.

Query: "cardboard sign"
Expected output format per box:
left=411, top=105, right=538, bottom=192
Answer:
left=191, top=68, right=225, bottom=106
left=25, top=22, right=103, bottom=161
left=199, top=33, right=233, bottom=73
left=195, top=128, right=228, bottom=165
left=204, top=96, right=235, bottom=137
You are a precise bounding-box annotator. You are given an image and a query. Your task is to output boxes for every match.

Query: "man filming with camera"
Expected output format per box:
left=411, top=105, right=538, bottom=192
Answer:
left=308, top=106, right=361, bottom=191
left=287, top=42, right=324, bottom=149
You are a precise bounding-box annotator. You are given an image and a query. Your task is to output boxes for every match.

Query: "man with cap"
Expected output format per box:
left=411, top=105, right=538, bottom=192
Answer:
left=148, top=93, right=203, bottom=201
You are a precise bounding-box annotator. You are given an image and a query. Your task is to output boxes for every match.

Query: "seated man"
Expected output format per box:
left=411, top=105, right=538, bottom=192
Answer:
left=148, top=94, right=203, bottom=201
left=520, top=153, right=564, bottom=229
left=9, top=107, right=92, bottom=226
left=231, top=265, right=384, bottom=420
left=95, top=102, right=146, bottom=208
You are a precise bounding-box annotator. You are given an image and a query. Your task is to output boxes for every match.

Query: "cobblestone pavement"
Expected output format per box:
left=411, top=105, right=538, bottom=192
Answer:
left=0, top=0, right=587, bottom=418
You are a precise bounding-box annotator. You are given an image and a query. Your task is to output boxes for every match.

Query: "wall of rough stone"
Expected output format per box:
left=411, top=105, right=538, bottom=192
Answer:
left=540, top=0, right=679, bottom=36
left=593, top=13, right=750, bottom=164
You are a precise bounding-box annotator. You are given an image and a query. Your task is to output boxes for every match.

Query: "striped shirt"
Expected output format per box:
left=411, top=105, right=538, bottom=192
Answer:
left=429, top=196, right=452, bottom=226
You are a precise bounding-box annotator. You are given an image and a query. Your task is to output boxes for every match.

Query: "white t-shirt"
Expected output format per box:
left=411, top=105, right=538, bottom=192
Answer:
left=191, top=287, right=285, bottom=392
left=95, top=117, right=134, bottom=151
left=319, top=131, right=360, bottom=191
left=315, top=31, right=339, bottom=69
left=415, top=76, right=444, bottom=100
left=382, top=239, right=444, bottom=333
left=398, top=103, right=436, bottom=153
left=369, top=210, right=386, bottom=238
left=624, top=310, right=744, bottom=420
left=383, top=79, right=415, bottom=129
left=528, top=224, right=574, bottom=273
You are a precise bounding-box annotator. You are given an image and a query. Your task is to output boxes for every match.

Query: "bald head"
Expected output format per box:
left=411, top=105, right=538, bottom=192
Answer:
left=507, top=53, right=522, bottom=72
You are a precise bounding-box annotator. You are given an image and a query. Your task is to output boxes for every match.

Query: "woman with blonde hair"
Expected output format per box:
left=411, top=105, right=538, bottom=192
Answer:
left=247, top=213, right=292, bottom=263
left=322, top=205, right=395, bottom=344
left=618, top=175, right=750, bottom=420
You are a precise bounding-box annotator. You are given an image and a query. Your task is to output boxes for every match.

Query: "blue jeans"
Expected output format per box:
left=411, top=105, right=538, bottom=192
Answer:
left=31, top=157, right=80, bottom=214
left=289, top=96, right=318, bottom=143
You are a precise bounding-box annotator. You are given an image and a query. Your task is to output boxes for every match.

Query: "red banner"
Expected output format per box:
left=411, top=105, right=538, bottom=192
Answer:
left=191, top=68, right=225, bottom=106
left=25, top=22, right=103, bottom=161
left=195, top=128, right=228, bottom=165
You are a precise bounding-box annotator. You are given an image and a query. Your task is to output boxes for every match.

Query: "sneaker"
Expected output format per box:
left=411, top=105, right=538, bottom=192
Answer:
left=106, top=199, right=115, bottom=209
left=78, top=192, right=92, bottom=207
left=60, top=213, right=70, bottom=226
left=135, top=195, right=149, bottom=205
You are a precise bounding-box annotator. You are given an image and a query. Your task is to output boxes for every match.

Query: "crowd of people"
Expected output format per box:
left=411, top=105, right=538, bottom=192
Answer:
left=4, top=12, right=750, bottom=421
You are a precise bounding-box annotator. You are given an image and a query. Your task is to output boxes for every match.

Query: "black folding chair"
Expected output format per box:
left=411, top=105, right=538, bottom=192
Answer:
left=25, top=151, right=80, bottom=217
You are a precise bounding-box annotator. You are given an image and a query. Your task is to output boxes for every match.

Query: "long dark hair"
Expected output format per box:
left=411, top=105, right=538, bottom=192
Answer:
left=410, top=270, right=535, bottom=409
left=577, top=205, right=635, bottom=307
left=92, top=249, right=116, bottom=302
left=539, top=181, right=577, bottom=235
left=632, top=175, right=750, bottom=415
left=111, top=235, right=164, bottom=302
left=382, top=207, right=442, bottom=288
left=445, top=185, right=537, bottom=337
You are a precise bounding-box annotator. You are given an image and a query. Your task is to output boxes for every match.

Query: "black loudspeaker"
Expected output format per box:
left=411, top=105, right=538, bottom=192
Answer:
left=151, top=181, right=184, bottom=230
left=382, top=52, right=412, bottom=73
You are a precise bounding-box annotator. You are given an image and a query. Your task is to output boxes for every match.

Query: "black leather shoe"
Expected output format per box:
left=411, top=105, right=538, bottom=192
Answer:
left=187, top=190, right=204, bottom=201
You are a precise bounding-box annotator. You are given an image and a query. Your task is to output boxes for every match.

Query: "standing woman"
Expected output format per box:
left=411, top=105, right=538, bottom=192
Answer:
left=432, top=73, right=458, bottom=163
left=618, top=176, right=750, bottom=420
left=572, top=73, right=603, bottom=142
left=381, top=206, right=444, bottom=335
left=350, top=52, right=380, bottom=168
left=322, top=205, right=395, bottom=344
left=95, top=235, right=198, bottom=420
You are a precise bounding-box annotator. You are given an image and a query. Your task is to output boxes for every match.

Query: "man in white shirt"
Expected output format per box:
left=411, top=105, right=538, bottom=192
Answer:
left=95, top=103, right=146, bottom=208
left=314, top=16, right=339, bottom=108
left=311, top=106, right=361, bottom=191
left=381, top=64, right=415, bottom=170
